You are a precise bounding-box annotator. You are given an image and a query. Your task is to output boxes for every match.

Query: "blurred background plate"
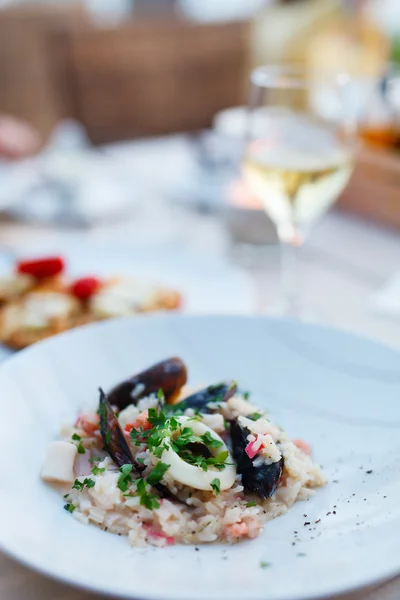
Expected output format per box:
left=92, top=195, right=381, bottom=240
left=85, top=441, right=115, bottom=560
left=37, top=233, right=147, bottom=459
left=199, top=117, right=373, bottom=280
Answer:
left=0, top=238, right=256, bottom=313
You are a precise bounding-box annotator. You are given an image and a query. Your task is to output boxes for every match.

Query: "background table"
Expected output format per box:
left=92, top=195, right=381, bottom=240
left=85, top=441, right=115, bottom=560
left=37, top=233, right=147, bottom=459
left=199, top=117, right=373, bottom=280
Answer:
left=0, top=195, right=399, bottom=599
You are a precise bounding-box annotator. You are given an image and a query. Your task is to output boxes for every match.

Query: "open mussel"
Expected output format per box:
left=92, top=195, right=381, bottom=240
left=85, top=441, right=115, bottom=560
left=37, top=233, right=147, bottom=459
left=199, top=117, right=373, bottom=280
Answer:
left=107, top=357, right=187, bottom=411
left=168, top=382, right=237, bottom=414
left=99, top=389, right=185, bottom=504
left=230, top=419, right=283, bottom=500
left=99, top=388, right=136, bottom=468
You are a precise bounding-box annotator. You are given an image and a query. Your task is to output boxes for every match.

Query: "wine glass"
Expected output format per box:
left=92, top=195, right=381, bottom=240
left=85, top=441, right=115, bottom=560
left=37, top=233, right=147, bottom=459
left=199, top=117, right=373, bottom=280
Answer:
left=243, top=65, right=356, bottom=318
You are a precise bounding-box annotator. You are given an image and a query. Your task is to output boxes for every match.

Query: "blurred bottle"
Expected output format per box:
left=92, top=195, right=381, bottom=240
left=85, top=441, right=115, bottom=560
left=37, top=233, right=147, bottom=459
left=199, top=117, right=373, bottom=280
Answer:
left=252, top=0, right=343, bottom=67
left=307, top=0, right=389, bottom=77
left=306, top=1, right=400, bottom=151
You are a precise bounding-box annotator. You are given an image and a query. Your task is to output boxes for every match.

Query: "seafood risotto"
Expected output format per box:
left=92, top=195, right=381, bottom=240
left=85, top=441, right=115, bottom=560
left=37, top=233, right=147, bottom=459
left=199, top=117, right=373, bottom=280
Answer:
left=41, top=358, right=326, bottom=547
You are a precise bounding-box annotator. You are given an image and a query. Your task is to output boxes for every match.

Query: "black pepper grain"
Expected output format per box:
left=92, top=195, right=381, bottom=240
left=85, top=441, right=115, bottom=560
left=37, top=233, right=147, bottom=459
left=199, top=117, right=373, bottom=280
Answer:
left=304, top=521, right=311, bottom=526
left=366, top=470, right=373, bottom=475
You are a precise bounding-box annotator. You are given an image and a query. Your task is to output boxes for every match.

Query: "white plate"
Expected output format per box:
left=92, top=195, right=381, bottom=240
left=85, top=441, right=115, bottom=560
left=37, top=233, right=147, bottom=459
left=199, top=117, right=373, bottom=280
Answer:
left=0, top=315, right=399, bottom=600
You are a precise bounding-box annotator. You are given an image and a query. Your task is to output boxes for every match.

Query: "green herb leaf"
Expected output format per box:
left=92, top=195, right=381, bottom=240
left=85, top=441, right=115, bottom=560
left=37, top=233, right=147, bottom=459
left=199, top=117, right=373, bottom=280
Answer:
left=72, top=477, right=96, bottom=491
left=136, top=457, right=144, bottom=465
left=147, top=462, right=170, bottom=486
left=135, top=478, right=160, bottom=510
left=248, top=413, right=262, bottom=421
left=117, top=464, right=133, bottom=492
left=200, top=431, right=223, bottom=449
left=260, top=561, right=271, bottom=569
left=169, top=417, right=179, bottom=431
left=88, top=456, right=101, bottom=464
left=148, top=407, right=166, bottom=427
left=206, top=450, right=229, bottom=470
left=243, top=391, right=251, bottom=401
left=64, top=503, right=76, bottom=513
left=105, top=431, right=111, bottom=445
left=77, top=441, right=86, bottom=454
left=157, top=388, right=164, bottom=401
left=210, top=478, right=220, bottom=495
left=84, top=477, right=95, bottom=489
left=72, top=433, right=81, bottom=441
left=91, top=465, right=105, bottom=476
left=246, top=500, right=257, bottom=508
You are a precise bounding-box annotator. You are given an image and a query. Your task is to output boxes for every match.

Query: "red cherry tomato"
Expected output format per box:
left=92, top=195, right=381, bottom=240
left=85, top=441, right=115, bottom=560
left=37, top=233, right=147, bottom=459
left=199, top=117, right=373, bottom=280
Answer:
left=70, top=276, right=102, bottom=301
left=16, top=256, right=64, bottom=279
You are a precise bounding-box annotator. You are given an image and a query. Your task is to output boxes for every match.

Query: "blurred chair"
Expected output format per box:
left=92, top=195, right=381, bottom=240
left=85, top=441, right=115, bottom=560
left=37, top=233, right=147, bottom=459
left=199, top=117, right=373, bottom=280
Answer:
left=66, top=19, right=250, bottom=143
left=0, top=3, right=87, bottom=141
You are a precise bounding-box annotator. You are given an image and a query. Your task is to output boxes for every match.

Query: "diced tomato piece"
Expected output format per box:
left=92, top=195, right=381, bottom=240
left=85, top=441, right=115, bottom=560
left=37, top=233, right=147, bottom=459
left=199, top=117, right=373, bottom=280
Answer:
left=245, top=440, right=258, bottom=460
left=132, top=411, right=152, bottom=431
left=17, top=256, right=64, bottom=279
left=70, top=276, right=102, bottom=301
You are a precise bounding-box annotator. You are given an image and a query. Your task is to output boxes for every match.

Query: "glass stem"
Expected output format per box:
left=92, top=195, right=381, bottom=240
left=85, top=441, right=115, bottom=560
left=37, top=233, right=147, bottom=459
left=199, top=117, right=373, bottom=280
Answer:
left=280, top=238, right=303, bottom=317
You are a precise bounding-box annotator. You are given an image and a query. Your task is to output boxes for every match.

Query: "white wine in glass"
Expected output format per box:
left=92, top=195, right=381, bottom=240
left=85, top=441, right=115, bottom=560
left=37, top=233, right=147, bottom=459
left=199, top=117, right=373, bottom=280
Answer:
left=243, top=67, right=356, bottom=316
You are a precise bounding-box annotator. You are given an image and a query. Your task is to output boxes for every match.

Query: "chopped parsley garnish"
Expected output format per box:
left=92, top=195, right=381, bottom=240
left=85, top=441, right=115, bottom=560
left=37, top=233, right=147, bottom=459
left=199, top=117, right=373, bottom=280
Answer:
left=260, top=561, right=271, bottom=569
left=76, top=441, right=86, bottom=454
left=179, top=449, right=229, bottom=472
left=170, top=427, right=199, bottom=452
left=117, top=464, right=133, bottom=492
left=136, top=457, right=144, bottom=465
left=105, top=431, right=111, bottom=445
left=157, top=388, right=164, bottom=401
left=128, top=408, right=229, bottom=475
left=63, top=493, right=70, bottom=499
left=200, top=432, right=223, bottom=449
left=178, top=452, right=209, bottom=471
left=72, top=477, right=95, bottom=491
left=169, top=417, right=179, bottom=431
left=72, top=433, right=81, bottom=441
left=243, top=391, right=251, bottom=401
left=206, top=450, right=229, bottom=470
left=246, top=500, right=257, bottom=508
left=152, top=446, right=164, bottom=458
left=64, top=503, right=76, bottom=513
left=147, top=462, right=170, bottom=486
left=248, top=412, right=262, bottom=421
left=89, top=456, right=101, bottom=464
left=91, top=465, right=105, bottom=476
left=135, top=478, right=160, bottom=510
left=148, top=407, right=166, bottom=427
left=210, top=478, right=220, bottom=495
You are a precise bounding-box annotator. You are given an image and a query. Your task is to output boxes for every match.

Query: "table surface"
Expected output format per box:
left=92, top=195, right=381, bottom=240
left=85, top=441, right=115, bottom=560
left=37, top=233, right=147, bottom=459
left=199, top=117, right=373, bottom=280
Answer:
left=0, top=196, right=399, bottom=600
